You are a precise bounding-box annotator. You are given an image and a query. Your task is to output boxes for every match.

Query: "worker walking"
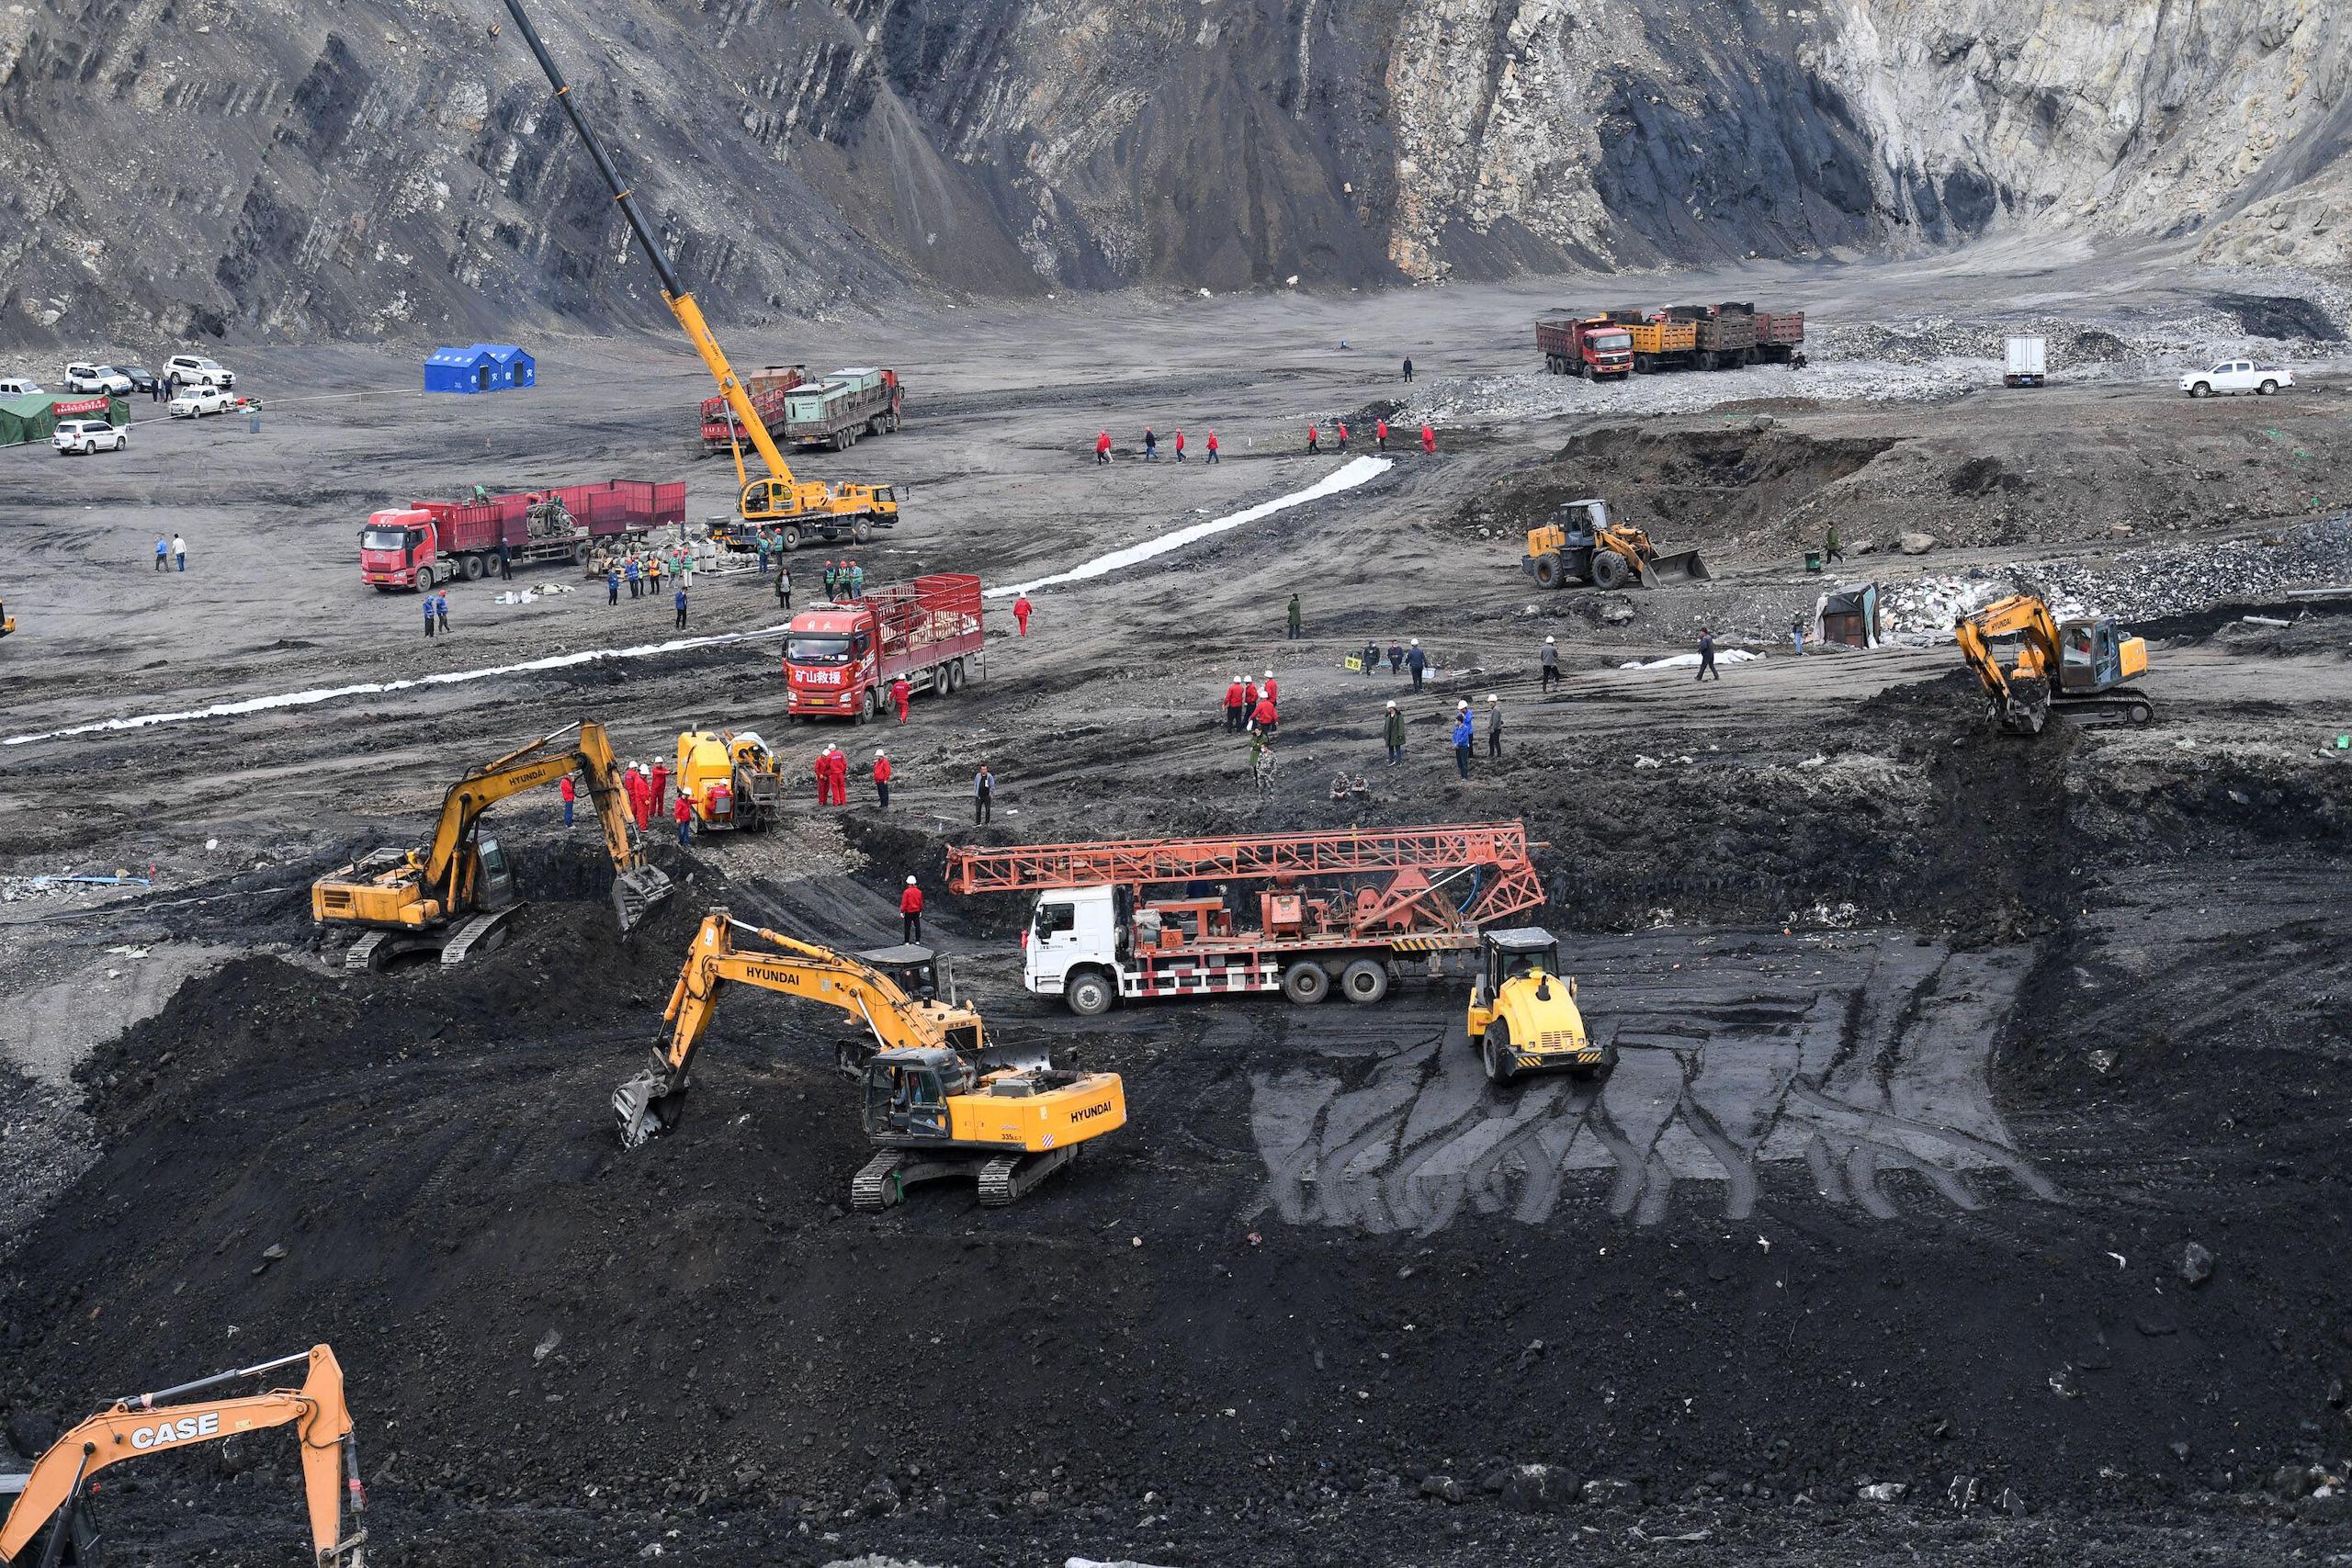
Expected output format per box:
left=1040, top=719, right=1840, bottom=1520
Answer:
left=1224, top=674, right=1248, bottom=733
left=606, top=568, right=619, bottom=605
left=1451, top=702, right=1475, bottom=780
left=775, top=567, right=791, bottom=611
left=1013, top=592, right=1032, bottom=636
left=1250, top=690, right=1278, bottom=738
left=1375, top=418, right=1388, bottom=452
left=1486, top=694, right=1504, bottom=758
left=435, top=591, right=450, bottom=634
left=1790, top=613, right=1805, bottom=657
left=1143, top=427, right=1159, bottom=461
left=673, top=583, right=688, bottom=630
left=1540, top=635, right=1560, bottom=693
left=873, top=749, right=892, bottom=808
left=173, top=534, right=187, bottom=572
left=899, top=876, right=924, bottom=943
left=1361, top=638, right=1380, bottom=676
left=1286, top=593, right=1302, bottom=641
left=423, top=593, right=436, bottom=640
left=560, top=774, right=576, bottom=827
left=973, top=763, right=994, bottom=824
left=1387, top=641, right=1404, bottom=675
left=1697, top=627, right=1720, bottom=682
left=1406, top=639, right=1427, bottom=691
left=1204, top=431, right=1219, bottom=465
left=153, top=536, right=169, bottom=571
left=1095, top=430, right=1113, bottom=466
left=1335, top=420, right=1350, bottom=451
left=1825, top=524, right=1844, bottom=564
left=1419, top=423, right=1436, bottom=456
left=1173, top=428, right=1186, bottom=462
left=673, top=790, right=693, bottom=848
left=1384, top=700, right=1405, bottom=765
left=1306, top=423, right=1320, bottom=455
left=891, top=674, right=911, bottom=724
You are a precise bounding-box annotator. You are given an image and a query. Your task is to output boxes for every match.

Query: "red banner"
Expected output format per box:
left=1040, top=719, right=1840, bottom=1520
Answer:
left=51, top=396, right=109, bottom=416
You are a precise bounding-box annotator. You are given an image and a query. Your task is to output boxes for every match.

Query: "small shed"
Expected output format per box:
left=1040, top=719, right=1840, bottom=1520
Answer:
left=424, top=344, right=537, bottom=394
left=1812, top=581, right=1883, bottom=649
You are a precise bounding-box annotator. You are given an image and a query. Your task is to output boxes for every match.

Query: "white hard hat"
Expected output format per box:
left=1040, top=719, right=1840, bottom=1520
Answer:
left=1487, top=693, right=1498, bottom=702
left=1236, top=674, right=1245, bottom=682
left=1385, top=701, right=1396, bottom=709
left=906, top=875, right=917, bottom=885
left=1457, top=699, right=1469, bottom=708
left=1264, top=668, right=1272, bottom=676
left=876, top=749, right=886, bottom=757
left=1410, top=637, right=1420, bottom=646
left=1545, top=635, right=1555, bottom=644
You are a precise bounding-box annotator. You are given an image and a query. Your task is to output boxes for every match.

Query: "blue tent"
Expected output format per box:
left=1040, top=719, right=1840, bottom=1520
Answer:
left=424, top=344, right=537, bottom=394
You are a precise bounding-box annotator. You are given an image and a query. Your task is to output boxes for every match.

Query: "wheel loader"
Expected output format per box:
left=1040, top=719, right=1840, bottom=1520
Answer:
left=1463, top=927, right=1612, bottom=1085
left=1522, top=498, right=1710, bottom=591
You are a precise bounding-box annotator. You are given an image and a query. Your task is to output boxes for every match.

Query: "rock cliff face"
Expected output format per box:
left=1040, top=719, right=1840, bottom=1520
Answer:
left=0, top=0, right=2342, bottom=344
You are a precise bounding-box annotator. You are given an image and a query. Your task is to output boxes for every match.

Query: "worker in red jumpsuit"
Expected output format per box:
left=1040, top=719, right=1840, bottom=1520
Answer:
left=628, top=767, right=651, bottom=832
left=1261, top=668, right=1279, bottom=705
left=1204, top=431, right=1219, bottom=464
left=1375, top=418, right=1389, bottom=451
left=1240, top=674, right=1258, bottom=716
left=891, top=675, right=911, bottom=725
left=650, top=761, right=669, bottom=818
left=560, top=773, right=576, bottom=828
left=1335, top=420, right=1350, bottom=451
left=1224, top=674, right=1248, bottom=732
left=1306, top=423, right=1319, bottom=454
left=811, top=748, right=832, bottom=806
left=673, top=789, right=693, bottom=848
left=1094, top=430, right=1112, bottom=466
left=1250, top=693, right=1278, bottom=737
left=872, top=749, right=892, bottom=809
left=1172, top=429, right=1186, bottom=462
left=899, top=875, right=924, bottom=943
left=830, top=747, right=850, bottom=807
left=1420, top=423, right=1437, bottom=455
left=1013, top=593, right=1032, bottom=636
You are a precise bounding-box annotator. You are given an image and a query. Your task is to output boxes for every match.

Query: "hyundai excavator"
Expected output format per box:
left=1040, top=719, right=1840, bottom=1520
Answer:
left=311, top=719, right=673, bottom=970
left=496, top=0, right=897, bottom=547
left=1523, top=498, right=1711, bottom=591
left=1, top=1344, right=366, bottom=1567
left=613, top=909, right=1125, bottom=1210
left=1955, top=593, right=2152, bottom=734
left=1463, top=927, right=1611, bottom=1086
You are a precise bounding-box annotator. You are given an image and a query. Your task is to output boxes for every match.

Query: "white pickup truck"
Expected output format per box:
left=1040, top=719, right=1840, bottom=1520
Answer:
left=2181, top=360, right=2294, bottom=398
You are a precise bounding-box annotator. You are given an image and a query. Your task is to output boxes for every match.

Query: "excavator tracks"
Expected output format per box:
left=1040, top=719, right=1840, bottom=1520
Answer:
left=851, top=1152, right=910, bottom=1213
left=438, top=907, right=519, bottom=965
left=979, top=1145, right=1080, bottom=1207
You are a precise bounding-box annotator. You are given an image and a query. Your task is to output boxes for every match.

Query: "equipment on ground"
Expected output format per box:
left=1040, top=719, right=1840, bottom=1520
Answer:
left=1522, top=498, right=1711, bottom=591
left=674, top=728, right=783, bottom=832
left=784, top=572, right=984, bottom=722
left=1954, top=593, right=2152, bottom=734
left=1463, top=927, right=1610, bottom=1085
left=359, top=479, right=686, bottom=591
left=612, top=910, right=1124, bottom=1209
left=1535, top=314, right=1633, bottom=378
left=2004, top=335, right=2048, bottom=388
left=0, top=1345, right=366, bottom=1568
left=947, top=823, right=1548, bottom=1015
left=311, top=719, right=673, bottom=970
left=497, top=0, right=897, bottom=546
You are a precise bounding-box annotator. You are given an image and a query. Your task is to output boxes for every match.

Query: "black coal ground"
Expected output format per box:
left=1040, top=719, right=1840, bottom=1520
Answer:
left=4, top=679, right=2350, bottom=1566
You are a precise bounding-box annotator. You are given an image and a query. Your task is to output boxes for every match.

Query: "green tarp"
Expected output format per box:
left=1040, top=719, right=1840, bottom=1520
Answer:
left=0, top=393, right=126, bottom=446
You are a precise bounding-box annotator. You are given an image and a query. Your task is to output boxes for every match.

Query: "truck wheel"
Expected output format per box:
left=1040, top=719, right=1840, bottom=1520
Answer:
left=1532, top=553, right=1566, bottom=590
left=1591, top=550, right=1630, bottom=591
left=1282, top=961, right=1329, bottom=1006
left=1064, top=970, right=1114, bottom=1017
left=573, top=541, right=591, bottom=567
left=853, top=520, right=873, bottom=545
left=1340, top=959, right=1389, bottom=1005
left=2259, top=379, right=2278, bottom=395
left=780, top=524, right=802, bottom=551
left=932, top=664, right=950, bottom=695
left=415, top=565, right=435, bottom=592
left=1482, top=1021, right=1517, bottom=1085
left=947, top=659, right=966, bottom=692
left=2188, top=382, right=2211, bottom=399
left=463, top=554, right=484, bottom=581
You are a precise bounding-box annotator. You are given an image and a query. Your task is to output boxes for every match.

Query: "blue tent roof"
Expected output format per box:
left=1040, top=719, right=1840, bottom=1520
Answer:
left=476, top=344, right=527, bottom=364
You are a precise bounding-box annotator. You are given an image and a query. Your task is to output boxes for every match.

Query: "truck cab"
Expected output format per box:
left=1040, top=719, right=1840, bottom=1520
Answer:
left=1023, top=885, right=1130, bottom=1015
left=360, top=507, right=437, bottom=590
left=784, top=604, right=877, bottom=719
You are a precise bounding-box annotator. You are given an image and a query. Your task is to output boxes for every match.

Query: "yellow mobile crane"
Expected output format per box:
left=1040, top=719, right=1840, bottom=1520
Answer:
left=311, top=719, right=673, bottom=970
left=1, top=1345, right=366, bottom=1567
left=614, top=910, right=1125, bottom=1210
left=497, top=0, right=898, bottom=544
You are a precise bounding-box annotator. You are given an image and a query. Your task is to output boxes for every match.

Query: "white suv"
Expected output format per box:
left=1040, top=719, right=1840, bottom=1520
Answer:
left=62, top=363, right=133, bottom=395
left=52, top=418, right=129, bottom=456
left=164, top=354, right=235, bottom=389
left=0, top=376, right=45, bottom=397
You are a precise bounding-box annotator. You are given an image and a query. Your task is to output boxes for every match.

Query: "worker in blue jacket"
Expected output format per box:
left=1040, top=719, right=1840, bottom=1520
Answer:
left=1450, top=701, right=1475, bottom=780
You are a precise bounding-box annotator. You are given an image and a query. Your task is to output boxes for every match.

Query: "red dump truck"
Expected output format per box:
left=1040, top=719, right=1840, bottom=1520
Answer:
left=359, top=479, right=686, bottom=591
left=698, top=365, right=808, bottom=455
left=783, top=572, right=984, bottom=722
left=1722, top=302, right=1808, bottom=366
left=1535, top=314, right=1634, bottom=378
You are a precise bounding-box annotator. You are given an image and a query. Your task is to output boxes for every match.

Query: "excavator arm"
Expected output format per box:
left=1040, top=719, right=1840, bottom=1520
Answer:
left=613, top=909, right=978, bottom=1146
left=0, top=1346, right=365, bottom=1567
left=1954, top=594, right=2063, bottom=725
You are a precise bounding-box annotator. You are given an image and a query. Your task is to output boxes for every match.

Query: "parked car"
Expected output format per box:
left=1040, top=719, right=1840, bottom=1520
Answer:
left=119, top=366, right=162, bottom=394
left=62, top=363, right=134, bottom=395
left=51, top=418, right=129, bottom=456
left=164, top=354, right=235, bottom=389
left=0, top=377, right=46, bottom=397
left=169, top=384, right=232, bottom=418
left=2181, top=360, right=2294, bottom=398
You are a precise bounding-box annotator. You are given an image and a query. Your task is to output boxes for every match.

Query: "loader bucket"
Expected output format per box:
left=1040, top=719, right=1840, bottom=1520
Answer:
left=1643, top=549, right=1712, bottom=586
left=978, top=1039, right=1054, bottom=1077
left=611, top=863, right=675, bottom=934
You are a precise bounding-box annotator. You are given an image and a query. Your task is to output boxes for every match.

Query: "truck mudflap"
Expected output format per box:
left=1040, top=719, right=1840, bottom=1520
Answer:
left=1640, top=549, right=1712, bottom=587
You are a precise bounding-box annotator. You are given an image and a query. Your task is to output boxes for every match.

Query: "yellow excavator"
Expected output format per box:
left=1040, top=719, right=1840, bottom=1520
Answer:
left=311, top=719, right=673, bottom=971
left=1, top=1345, right=366, bottom=1567
left=1523, top=498, right=1711, bottom=591
left=613, top=909, right=1125, bottom=1209
left=1463, top=928, right=1610, bottom=1086
left=1955, top=593, right=2152, bottom=734
left=497, top=0, right=896, bottom=547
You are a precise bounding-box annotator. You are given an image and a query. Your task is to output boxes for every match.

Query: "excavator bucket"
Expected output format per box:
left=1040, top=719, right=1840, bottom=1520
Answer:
left=611, top=864, right=675, bottom=934
left=1641, top=548, right=1712, bottom=587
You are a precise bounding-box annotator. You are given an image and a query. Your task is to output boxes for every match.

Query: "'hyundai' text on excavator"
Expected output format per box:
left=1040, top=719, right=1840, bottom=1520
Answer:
left=614, top=910, right=1125, bottom=1209
left=1955, top=593, right=2152, bottom=734
left=311, top=719, right=673, bottom=970
left=496, top=0, right=897, bottom=547
left=1, top=1344, right=366, bottom=1567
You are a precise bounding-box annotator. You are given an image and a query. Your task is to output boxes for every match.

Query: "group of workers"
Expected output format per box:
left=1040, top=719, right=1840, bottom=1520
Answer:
left=1221, top=670, right=1282, bottom=735
left=1306, top=418, right=1436, bottom=456
left=1097, top=428, right=1218, bottom=464
left=1351, top=637, right=1430, bottom=688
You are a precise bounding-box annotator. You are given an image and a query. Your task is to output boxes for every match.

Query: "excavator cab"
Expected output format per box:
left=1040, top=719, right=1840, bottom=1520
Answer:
left=2057, top=615, right=2144, bottom=693
left=473, top=836, right=518, bottom=911
left=863, top=1045, right=975, bottom=1142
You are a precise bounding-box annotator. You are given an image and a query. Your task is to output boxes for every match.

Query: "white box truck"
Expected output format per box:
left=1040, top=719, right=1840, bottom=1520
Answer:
left=2003, top=336, right=2047, bottom=388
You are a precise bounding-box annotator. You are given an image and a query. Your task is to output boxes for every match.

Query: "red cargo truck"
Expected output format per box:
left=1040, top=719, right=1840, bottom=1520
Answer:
left=1751, top=307, right=1808, bottom=366
left=783, top=572, right=984, bottom=722
left=359, top=479, right=687, bottom=591
left=1535, top=314, right=1634, bottom=378
left=698, top=365, right=807, bottom=455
